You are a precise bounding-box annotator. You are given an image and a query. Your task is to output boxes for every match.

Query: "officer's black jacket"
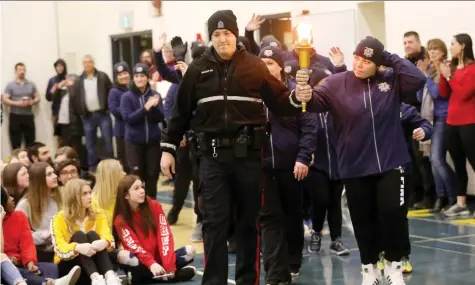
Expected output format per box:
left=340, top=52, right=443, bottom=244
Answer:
left=160, top=44, right=303, bottom=156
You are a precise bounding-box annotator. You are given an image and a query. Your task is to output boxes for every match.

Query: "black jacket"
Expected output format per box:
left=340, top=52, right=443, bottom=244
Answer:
left=160, top=45, right=303, bottom=155
left=71, top=69, right=112, bottom=116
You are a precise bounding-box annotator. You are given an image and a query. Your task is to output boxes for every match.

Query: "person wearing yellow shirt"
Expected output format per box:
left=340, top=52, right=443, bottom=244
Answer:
left=91, top=159, right=137, bottom=268
left=51, top=179, right=122, bottom=285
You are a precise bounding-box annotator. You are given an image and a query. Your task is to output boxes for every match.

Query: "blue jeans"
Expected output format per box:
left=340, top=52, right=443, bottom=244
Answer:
left=2, top=261, right=58, bottom=285
left=1, top=259, right=25, bottom=285
left=81, top=112, right=114, bottom=170
left=430, top=116, right=456, bottom=203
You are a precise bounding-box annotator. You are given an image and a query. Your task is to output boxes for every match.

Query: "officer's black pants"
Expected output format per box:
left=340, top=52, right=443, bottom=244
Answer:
left=172, top=144, right=202, bottom=222
left=125, top=140, right=161, bottom=199
left=260, top=169, right=303, bottom=283
left=343, top=169, right=408, bottom=265
left=306, top=169, right=343, bottom=241
left=199, top=149, right=261, bottom=285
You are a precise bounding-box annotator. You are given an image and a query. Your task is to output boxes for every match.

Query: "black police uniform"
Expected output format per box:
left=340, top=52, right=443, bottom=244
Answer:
left=160, top=13, right=303, bottom=285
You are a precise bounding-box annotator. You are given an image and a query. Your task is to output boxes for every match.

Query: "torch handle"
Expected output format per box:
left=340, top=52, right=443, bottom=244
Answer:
left=298, top=67, right=309, bottom=113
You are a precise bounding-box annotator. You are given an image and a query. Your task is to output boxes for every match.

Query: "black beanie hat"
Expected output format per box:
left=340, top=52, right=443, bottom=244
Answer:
left=354, top=36, right=385, bottom=66
left=207, top=10, right=239, bottom=40
left=284, top=60, right=299, bottom=79
left=113, top=61, right=130, bottom=79
left=260, top=35, right=282, bottom=49
left=309, top=64, right=332, bottom=87
left=259, top=46, right=284, bottom=69
left=133, top=63, right=149, bottom=77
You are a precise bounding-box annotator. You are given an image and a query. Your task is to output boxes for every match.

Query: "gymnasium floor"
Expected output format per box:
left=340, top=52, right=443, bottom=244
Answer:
left=157, top=182, right=475, bottom=285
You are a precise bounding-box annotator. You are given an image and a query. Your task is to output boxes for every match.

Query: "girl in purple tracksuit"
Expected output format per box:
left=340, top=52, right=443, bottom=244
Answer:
left=304, top=66, right=350, bottom=257
left=108, top=62, right=130, bottom=170
left=120, top=63, right=164, bottom=199
left=258, top=46, right=318, bottom=285
left=304, top=36, right=426, bottom=285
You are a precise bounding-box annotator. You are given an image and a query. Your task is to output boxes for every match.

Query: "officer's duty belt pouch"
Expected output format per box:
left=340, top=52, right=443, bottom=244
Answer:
left=252, top=126, right=268, bottom=149
left=196, top=132, right=208, bottom=152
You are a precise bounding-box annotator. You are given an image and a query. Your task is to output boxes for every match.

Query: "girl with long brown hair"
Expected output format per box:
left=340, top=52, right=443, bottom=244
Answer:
left=113, top=175, right=196, bottom=284
left=51, top=179, right=121, bottom=285
left=416, top=39, right=456, bottom=212
left=2, top=162, right=29, bottom=205
left=1, top=186, right=81, bottom=285
left=439, top=33, right=475, bottom=217
left=16, top=162, right=62, bottom=262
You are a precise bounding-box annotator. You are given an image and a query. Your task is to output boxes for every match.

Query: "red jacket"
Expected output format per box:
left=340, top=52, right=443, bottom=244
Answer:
left=439, top=63, right=475, bottom=125
left=114, top=198, right=176, bottom=272
left=3, top=211, right=38, bottom=267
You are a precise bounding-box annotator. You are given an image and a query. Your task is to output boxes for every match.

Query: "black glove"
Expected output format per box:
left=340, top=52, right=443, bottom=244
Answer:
left=173, top=42, right=188, bottom=63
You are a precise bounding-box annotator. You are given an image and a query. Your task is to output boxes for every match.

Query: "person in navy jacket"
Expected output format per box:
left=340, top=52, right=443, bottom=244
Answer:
left=304, top=66, right=350, bottom=257
left=296, top=36, right=426, bottom=285
left=258, top=46, right=318, bottom=284
left=108, top=62, right=130, bottom=171
left=120, top=63, right=164, bottom=199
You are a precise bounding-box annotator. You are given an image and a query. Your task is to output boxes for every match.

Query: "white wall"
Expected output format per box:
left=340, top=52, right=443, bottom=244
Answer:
left=356, top=2, right=386, bottom=45
left=56, top=1, right=362, bottom=78
left=385, top=1, right=475, bottom=56
left=1, top=1, right=59, bottom=158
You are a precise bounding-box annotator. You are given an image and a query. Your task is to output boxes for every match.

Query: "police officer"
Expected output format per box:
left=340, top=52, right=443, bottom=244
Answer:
left=160, top=10, right=308, bottom=285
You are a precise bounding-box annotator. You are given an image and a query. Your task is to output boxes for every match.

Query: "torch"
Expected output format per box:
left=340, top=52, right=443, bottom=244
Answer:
left=295, top=23, right=312, bottom=112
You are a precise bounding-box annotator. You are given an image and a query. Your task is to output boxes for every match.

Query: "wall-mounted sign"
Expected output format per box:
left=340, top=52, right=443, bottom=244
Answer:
left=121, top=11, right=133, bottom=30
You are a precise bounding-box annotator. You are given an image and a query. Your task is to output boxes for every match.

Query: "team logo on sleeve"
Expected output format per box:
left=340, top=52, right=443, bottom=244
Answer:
left=264, top=49, right=273, bottom=57
left=378, top=82, right=390, bottom=92
left=363, top=47, right=374, bottom=58
left=217, top=20, right=224, bottom=29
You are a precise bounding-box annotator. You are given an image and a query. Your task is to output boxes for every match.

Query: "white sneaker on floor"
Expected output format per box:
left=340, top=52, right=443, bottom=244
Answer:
left=384, top=261, right=406, bottom=285
left=361, top=264, right=382, bottom=285
left=91, top=274, right=107, bottom=285
left=105, top=272, right=123, bottom=285
left=54, top=265, right=81, bottom=285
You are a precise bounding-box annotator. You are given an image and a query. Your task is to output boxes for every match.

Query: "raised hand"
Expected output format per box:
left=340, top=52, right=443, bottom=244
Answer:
left=329, top=47, right=345, bottom=66
left=246, top=14, right=266, bottom=31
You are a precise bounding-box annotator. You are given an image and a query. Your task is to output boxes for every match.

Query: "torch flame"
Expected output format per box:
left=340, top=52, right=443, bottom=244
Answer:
left=296, top=22, right=312, bottom=42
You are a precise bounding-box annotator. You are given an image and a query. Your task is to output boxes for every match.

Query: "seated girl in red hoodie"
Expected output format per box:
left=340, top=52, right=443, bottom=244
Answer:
left=1, top=186, right=81, bottom=285
left=113, top=175, right=196, bottom=284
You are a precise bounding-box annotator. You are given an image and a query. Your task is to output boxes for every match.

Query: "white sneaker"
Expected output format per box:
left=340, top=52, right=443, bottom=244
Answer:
left=384, top=261, right=406, bottom=285
left=361, top=264, right=382, bottom=285
left=54, top=265, right=81, bottom=285
left=91, top=274, right=107, bottom=285
left=105, top=272, right=123, bottom=285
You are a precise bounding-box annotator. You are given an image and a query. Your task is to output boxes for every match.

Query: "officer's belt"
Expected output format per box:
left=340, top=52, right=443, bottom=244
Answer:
left=209, top=137, right=252, bottom=148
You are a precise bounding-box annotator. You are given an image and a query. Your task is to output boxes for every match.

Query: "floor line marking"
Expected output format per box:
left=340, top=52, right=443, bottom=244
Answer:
left=195, top=270, right=236, bottom=284
left=412, top=243, right=475, bottom=257
left=409, top=216, right=475, bottom=228
left=413, top=233, right=475, bottom=243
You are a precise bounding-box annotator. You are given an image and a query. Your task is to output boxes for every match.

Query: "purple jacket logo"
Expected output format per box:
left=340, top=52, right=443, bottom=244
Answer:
left=378, top=82, right=390, bottom=92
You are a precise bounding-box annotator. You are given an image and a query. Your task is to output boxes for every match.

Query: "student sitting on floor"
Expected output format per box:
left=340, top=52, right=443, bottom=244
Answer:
left=51, top=179, right=122, bottom=285
left=1, top=186, right=81, bottom=285
left=16, top=162, right=62, bottom=262
left=113, top=175, right=196, bottom=284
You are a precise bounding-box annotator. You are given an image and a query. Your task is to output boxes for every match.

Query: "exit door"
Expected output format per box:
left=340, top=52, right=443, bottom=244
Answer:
left=110, top=30, right=153, bottom=71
